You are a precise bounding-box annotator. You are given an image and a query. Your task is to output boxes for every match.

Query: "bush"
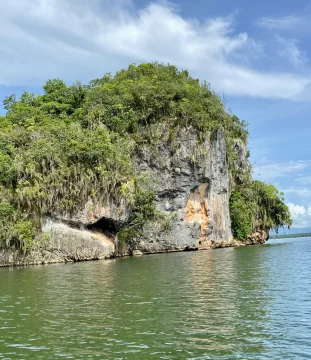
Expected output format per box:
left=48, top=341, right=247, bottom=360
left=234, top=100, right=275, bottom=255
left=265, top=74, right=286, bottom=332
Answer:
left=229, top=181, right=292, bottom=240
left=229, top=190, right=253, bottom=240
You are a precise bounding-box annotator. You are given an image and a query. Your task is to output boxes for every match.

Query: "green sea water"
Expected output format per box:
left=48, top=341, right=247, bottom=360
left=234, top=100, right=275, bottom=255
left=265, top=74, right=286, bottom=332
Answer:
left=0, top=237, right=310, bottom=359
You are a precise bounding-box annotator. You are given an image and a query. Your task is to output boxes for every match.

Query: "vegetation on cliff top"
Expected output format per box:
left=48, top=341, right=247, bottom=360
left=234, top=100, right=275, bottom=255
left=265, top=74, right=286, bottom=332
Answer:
left=0, top=63, right=291, bottom=249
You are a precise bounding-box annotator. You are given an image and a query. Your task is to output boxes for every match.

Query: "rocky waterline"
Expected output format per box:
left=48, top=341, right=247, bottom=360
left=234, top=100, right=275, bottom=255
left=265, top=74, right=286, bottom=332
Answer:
left=0, top=226, right=268, bottom=267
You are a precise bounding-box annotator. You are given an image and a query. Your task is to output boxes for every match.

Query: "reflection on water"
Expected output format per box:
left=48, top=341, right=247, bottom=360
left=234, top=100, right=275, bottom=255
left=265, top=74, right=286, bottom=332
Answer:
left=0, top=237, right=311, bottom=359
left=187, top=248, right=271, bottom=357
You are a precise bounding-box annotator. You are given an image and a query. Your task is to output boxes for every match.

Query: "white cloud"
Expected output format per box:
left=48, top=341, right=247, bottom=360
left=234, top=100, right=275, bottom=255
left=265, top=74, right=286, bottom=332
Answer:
left=287, top=202, right=311, bottom=228
left=282, top=187, right=311, bottom=198
left=0, top=0, right=310, bottom=99
left=253, top=160, right=311, bottom=181
left=276, top=36, right=307, bottom=67
left=257, top=15, right=309, bottom=31
left=287, top=202, right=306, bottom=216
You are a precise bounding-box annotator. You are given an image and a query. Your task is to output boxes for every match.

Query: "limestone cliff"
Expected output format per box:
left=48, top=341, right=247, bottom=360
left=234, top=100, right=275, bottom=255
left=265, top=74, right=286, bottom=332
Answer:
left=131, top=128, right=233, bottom=252
left=42, top=126, right=239, bottom=256
left=0, top=127, right=267, bottom=267
left=42, top=127, right=235, bottom=255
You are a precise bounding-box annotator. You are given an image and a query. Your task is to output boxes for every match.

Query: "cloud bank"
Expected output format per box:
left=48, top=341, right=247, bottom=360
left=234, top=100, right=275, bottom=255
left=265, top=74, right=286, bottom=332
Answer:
left=287, top=202, right=311, bottom=228
left=0, top=0, right=310, bottom=99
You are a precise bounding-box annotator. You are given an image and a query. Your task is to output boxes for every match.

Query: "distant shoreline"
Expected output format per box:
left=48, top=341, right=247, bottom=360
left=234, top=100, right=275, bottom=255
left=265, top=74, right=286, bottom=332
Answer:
left=270, top=233, right=311, bottom=239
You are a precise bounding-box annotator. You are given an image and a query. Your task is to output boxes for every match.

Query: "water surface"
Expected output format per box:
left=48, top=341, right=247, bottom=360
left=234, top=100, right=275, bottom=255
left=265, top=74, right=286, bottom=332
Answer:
left=0, top=237, right=310, bottom=359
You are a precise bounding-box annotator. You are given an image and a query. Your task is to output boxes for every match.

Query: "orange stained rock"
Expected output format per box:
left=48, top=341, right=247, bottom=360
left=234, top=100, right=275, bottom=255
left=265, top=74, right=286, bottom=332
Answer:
left=185, top=184, right=209, bottom=243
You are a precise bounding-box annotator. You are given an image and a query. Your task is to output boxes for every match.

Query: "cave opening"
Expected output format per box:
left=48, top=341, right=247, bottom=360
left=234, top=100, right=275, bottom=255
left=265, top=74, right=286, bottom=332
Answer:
left=86, top=217, right=120, bottom=238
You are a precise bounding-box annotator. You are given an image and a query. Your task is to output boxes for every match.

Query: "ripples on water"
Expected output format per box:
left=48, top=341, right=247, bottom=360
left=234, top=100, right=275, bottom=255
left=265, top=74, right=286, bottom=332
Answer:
left=0, top=237, right=311, bottom=359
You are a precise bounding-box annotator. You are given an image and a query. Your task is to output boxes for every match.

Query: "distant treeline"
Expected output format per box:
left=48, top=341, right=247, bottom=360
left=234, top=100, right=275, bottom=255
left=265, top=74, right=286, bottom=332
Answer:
left=270, top=233, right=311, bottom=239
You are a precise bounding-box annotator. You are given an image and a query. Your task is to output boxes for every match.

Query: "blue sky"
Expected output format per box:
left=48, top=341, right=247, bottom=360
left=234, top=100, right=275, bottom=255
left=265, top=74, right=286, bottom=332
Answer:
left=1, top=0, right=311, bottom=228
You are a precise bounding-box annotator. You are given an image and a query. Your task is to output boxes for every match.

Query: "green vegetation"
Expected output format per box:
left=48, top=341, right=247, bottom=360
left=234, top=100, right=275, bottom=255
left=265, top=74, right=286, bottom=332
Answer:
left=118, top=184, right=157, bottom=247
left=230, top=181, right=292, bottom=240
left=229, top=189, right=253, bottom=241
left=0, top=62, right=291, bottom=250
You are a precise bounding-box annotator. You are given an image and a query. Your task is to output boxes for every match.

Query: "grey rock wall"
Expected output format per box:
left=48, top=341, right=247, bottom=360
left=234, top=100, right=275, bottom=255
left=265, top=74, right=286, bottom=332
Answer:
left=132, top=127, right=233, bottom=252
left=0, top=219, right=114, bottom=267
left=1, top=126, right=260, bottom=267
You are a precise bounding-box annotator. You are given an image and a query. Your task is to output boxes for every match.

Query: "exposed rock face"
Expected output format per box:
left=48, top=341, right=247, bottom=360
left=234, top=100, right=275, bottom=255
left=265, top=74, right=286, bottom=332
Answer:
left=58, top=198, right=130, bottom=228
left=0, top=127, right=268, bottom=267
left=247, top=228, right=269, bottom=245
left=55, top=127, right=239, bottom=254
left=231, top=138, right=251, bottom=185
left=0, top=219, right=114, bottom=267
left=42, top=218, right=115, bottom=259
left=54, top=127, right=235, bottom=255
left=132, top=249, right=143, bottom=256
left=185, top=183, right=209, bottom=245
left=132, top=128, right=233, bottom=253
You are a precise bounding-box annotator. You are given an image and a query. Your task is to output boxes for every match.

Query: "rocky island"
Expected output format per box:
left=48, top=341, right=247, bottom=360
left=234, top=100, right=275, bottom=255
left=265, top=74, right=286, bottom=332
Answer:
left=0, top=63, right=292, bottom=266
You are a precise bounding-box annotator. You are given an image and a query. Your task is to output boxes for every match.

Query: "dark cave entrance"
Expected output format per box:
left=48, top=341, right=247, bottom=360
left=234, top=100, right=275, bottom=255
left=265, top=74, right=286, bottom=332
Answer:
left=86, top=217, right=120, bottom=238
